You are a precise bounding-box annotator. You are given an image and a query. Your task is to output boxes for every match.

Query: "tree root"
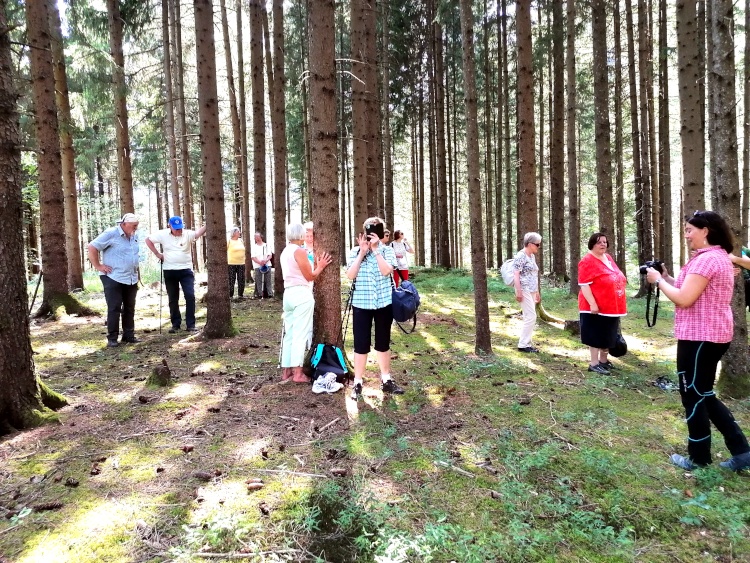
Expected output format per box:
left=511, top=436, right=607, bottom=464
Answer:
left=34, top=293, right=98, bottom=320
left=536, top=302, right=565, bottom=324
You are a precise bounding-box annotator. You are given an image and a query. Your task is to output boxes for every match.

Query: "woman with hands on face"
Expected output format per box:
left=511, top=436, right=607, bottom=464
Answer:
left=645, top=210, right=750, bottom=472
left=346, top=217, right=403, bottom=401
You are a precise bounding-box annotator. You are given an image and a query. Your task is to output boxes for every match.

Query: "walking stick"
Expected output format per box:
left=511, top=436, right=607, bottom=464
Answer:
left=159, top=260, right=163, bottom=334
left=28, top=269, right=43, bottom=315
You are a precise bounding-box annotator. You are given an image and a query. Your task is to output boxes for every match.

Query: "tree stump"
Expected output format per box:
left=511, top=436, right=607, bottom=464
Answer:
left=564, top=320, right=580, bottom=335
left=147, top=359, right=171, bottom=386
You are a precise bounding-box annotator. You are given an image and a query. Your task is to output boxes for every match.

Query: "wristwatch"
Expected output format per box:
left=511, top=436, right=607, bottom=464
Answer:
left=654, top=278, right=661, bottom=286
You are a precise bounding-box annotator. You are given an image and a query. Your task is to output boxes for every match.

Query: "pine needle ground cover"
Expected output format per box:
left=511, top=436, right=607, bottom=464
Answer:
left=1, top=268, right=749, bottom=562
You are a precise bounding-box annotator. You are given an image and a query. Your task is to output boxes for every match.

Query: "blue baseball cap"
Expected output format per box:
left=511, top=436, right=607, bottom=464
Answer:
left=169, top=216, right=184, bottom=230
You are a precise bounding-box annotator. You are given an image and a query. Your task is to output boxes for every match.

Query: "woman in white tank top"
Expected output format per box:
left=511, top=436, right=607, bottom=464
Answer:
left=279, top=223, right=332, bottom=384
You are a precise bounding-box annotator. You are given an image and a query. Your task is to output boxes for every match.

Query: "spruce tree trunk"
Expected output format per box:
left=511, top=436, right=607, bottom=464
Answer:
left=549, top=0, right=565, bottom=278
left=482, top=3, right=494, bottom=269
left=657, top=0, right=672, bottom=268
left=434, top=17, right=450, bottom=268
left=250, top=0, right=266, bottom=237
left=591, top=0, right=614, bottom=235
left=495, top=0, right=504, bottom=266
left=193, top=0, right=234, bottom=339
left=503, top=0, right=513, bottom=257
left=272, top=0, right=288, bottom=297
left=516, top=0, right=537, bottom=234
left=637, top=0, right=653, bottom=262
left=162, top=0, right=180, bottom=216
left=236, top=0, right=251, bottom=281
left=49, top=0, right=83, bottom=291
left=2, top=0, right=65, bottom=434
left=744, top=0, right=750, bottom=241
left=309, top=0, right=342, bottom=345
left=106, top=0, right=134, bottom=214
left=567, top=0, right=580, bottom=296
left=382, top=1, right=394, bottom=229
left=710, top=0, right=749, bottom=397
left=459, top=0, right=491, bottom=354
left=613, top=0, right=626, bottom=272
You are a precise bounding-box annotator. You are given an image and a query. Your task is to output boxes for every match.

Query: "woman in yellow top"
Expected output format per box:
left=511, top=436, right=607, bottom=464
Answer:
left=227, top=227, right=246, bottom=299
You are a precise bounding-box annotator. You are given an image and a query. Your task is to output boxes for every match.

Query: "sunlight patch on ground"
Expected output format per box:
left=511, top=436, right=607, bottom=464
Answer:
left=166, top=382, right=202, bottom=400
left=17, top=498, right=138, bottom=563
left=233, top=438, right=274, bottom=462
left=421, top=332, right=445, bottom=353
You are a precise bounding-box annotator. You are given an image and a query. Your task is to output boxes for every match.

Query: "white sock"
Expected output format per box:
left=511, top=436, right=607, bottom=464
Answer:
left=381, top=373, right=392, bottom=382
left=353, top=377, right=364, bottom=386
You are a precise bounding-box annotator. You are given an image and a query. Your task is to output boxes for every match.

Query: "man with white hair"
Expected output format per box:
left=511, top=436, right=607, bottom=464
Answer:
left=87, top=213, right=142, bottom=348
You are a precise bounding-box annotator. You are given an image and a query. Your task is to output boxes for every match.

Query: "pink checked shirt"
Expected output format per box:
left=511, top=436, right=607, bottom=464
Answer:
left=673, top=246, right=734, bottom=343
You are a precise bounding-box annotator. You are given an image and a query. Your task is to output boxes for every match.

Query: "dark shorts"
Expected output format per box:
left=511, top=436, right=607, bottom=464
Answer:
left=352, top=305, right=393, bottom=354
left=580, top=313, right=620, bottom=349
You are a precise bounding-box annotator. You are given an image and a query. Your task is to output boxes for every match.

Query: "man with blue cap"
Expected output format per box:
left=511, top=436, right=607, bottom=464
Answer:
left=146, top=216, right=206, bottom=332
left=87, top=213, right=142, bottom=347
left=251, top=232, right=274, bottom=299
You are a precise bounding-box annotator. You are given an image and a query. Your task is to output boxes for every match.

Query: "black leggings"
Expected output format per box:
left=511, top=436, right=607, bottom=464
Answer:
left=228, top=265, right=245, bottom=297
left=676, top=340, right=750, bottom=465
left=352, top=305, right=393, bottom=354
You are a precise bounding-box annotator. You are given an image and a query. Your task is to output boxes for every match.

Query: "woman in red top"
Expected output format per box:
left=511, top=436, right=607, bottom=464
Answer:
left=578, top=233, right=628, bottom=375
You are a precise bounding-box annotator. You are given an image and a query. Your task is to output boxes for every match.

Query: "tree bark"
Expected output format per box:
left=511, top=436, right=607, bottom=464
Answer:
left=271, top=0, right=289, bottom=297
left=309, top=0, right=342, bottom=345
left=162, top=0, right=180, bottom=217
left=458, top=0, right=491, bottom=354
left=548, top=0, right=565, bottom=278
left=49, top=0, right=83, bottom=290
left=249, top=0, right=266, bottom=237
left=503, top=0, right=513, bottom=258
left=567, top=0, right=580, bottom=295
left=657, top=0, right=672, bottom=268
left=106, top=0, right=134, bottom=214
left=591, top=0, right=614, bottom=235
left=516, top=0, right=537, bottom=235
left=710, top=0, right=749, bottom=397
left=236, top=0, right=252, bottom=281
left=613, top=0, right=626, bottom=272
left=27, top=0, right=93, bottom=318
left=676, top=1, right=704, bottom=212
left=193, top=0, right=234, bottom=338
left=637, top=0, right=653, bottom=262
left=482, top=1, right=494, bottom=269
left=434, top=14, right=450, bottom=268
left=382, top=0, right=393, bottom=229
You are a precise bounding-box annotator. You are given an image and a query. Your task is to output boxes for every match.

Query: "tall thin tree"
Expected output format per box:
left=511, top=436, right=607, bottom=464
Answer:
left=459, top=0, right=491, bottom=354
left=566, top=0, right=580, bottom=295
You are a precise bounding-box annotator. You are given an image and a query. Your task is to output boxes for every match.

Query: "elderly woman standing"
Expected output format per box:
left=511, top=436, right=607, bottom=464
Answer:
left=646, top=211, right=750, bottom=471
left=513, top=232, right=542, bottom=353
left=578, top=232, right=627, bottom=375
left=279, top=223, right=332, bottom=383
left=347, top=217, right=404, bottom=399
left=227, top=227, right=246, bottom=299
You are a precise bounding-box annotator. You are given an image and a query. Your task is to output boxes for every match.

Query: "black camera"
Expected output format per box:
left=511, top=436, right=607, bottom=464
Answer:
left=639, top=259, right=664, bottom=275
left=365, top=222, right=385, bottom=240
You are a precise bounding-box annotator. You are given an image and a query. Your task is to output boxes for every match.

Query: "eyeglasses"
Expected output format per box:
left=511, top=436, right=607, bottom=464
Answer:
left=532, top=242, right=541, bottom=247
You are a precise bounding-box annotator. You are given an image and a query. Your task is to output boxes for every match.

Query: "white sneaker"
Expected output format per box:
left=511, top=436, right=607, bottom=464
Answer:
left=312, top=372, right=343, bottom=394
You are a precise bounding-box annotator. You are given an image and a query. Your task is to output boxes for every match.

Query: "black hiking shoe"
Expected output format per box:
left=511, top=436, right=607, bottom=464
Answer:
left=381, top=380, right=404, bottom=395
left=350, top=383, right=363, bottom=401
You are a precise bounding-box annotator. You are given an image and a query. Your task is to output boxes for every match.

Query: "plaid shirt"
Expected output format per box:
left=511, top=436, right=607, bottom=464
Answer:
left=347, top=243, right=397, bottom=310
left=674, top=246, right=734, bottom=343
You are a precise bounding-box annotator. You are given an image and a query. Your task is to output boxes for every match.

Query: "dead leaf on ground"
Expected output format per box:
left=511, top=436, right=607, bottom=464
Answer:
left=181, top=445, right=194, bottom=453
left=192, top=471, right=214, bottom=482
left=258, top=502, right=270, bottom=515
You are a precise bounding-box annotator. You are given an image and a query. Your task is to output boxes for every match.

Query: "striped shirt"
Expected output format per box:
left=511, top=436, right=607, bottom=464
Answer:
left=347, top=243, right=398, bottom=310
left=674, top=246, right=734, bottom=343
left=89, top=226, right=141, bottom=285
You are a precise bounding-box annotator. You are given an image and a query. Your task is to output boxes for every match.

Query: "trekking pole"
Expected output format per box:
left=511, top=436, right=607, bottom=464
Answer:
left=28, top=269, right=43, bottom=315
left=159, top=260, right=163, bottom=334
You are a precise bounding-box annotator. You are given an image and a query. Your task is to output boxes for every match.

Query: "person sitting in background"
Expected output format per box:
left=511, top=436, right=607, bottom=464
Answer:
left=279, top=223, right=332, bottom=383
left=227, top=227, right=246, bottom=299
left=577, top=232, right=627, bottom=375
left=513, top=232, right=542, bottom=353
left=646, top=210, right=750, bottom=472
left=390, top=230, right=414, bottom=288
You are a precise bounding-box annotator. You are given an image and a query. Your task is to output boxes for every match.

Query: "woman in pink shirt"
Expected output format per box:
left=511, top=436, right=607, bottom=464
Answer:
left=646, top=211, right=750, bottom=472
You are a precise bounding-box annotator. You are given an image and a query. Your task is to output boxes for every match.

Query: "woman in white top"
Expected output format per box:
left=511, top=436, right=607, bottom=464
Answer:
left=390, top=230, right=414, bottom=288
left=279, top=223, right=332, bottom=383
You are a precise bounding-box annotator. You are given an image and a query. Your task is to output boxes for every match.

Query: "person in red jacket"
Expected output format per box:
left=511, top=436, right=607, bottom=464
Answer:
left=578, top=232, right=628, bottom=375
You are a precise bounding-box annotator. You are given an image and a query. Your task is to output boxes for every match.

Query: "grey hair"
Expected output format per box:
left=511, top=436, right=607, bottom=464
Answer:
left=287, top=223, right=306, bottom=242
left=229, top=226, right=241, bottom=236
left=303, top=221, right=313, bottom=231
left=523, top=232, right=542, bottom=247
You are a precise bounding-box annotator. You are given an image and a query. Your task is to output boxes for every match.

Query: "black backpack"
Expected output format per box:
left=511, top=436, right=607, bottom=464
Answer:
left=307, top=343, right=352, bottom=383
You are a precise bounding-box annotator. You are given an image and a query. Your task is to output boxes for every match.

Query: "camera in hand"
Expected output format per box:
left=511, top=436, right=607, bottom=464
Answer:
left=365, top=222, right=385, bottom=240
left=639, top=259, right=664, bottom=276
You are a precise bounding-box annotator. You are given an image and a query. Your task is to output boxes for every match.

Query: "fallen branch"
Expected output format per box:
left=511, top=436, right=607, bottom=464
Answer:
left=252, top=468, right=328, bottom=478
left=195, top=549, right=302, bottom=559
left=434, top=460, right=475, bottom=478
left=277, top=415, right=299, bottom=422
left=317, top=417, right=341, bottom=434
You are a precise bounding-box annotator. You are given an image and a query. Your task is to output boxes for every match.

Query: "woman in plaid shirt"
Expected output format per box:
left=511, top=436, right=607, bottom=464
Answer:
left=646, top=211, right=750, bottom=472
left=346, top=217, right=405, bottom=401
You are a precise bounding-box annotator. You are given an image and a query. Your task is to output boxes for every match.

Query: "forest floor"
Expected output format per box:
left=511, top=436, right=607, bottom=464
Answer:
left=1, top=268, right=749, bottom=563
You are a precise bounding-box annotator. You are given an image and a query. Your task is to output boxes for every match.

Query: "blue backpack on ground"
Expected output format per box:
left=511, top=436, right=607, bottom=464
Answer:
left=392, top=280, right=420, bottom=334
